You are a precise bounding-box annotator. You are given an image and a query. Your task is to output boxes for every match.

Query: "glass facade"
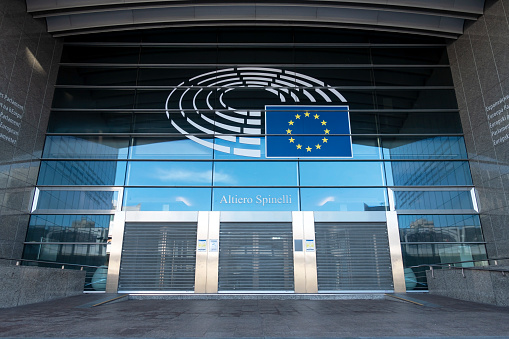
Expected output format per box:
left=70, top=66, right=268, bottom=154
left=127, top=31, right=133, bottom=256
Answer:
left=25, top=27, right=487, bottom=292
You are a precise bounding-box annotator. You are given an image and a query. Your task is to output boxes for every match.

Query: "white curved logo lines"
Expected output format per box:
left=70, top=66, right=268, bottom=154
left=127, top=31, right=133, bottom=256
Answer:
left=165, top=67, right=347, bottom=158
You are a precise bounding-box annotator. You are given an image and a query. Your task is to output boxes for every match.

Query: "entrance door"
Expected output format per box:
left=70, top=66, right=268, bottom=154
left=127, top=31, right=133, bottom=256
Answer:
left=315, top=222, right=393, bottom=291
left=218, top=222, right=294, bottom=292
left=118, top=223, right=197, bottom=292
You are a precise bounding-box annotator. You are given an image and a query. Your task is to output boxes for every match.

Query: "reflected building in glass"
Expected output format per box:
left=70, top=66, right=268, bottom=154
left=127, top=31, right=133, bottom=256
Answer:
left=22, top=27, right=488, bottom=293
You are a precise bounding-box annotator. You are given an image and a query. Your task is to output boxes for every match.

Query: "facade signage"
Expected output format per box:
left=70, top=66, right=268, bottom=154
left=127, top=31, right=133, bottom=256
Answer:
left=165, top=68, right=350, bottom=158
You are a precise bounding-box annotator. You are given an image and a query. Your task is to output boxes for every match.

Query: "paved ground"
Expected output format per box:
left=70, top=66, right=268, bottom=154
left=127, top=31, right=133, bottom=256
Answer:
left=0, top=293, right=508, bottom=338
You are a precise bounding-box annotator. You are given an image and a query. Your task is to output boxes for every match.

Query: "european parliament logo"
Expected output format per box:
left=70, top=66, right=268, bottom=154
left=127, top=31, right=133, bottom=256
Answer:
left=165, top=68, right=352, bottom=158
left=265, top=106, right=352, bottom=158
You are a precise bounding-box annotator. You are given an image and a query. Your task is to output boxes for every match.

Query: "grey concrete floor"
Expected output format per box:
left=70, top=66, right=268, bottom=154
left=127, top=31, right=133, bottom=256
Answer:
left=0, top=293, right=508, bottom=338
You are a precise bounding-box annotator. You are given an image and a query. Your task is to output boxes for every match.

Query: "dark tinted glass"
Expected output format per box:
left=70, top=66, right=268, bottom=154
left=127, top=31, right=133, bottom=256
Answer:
left=294, top=48, right=370, bottom=64
left=295, top=68, right=373, bottom=86
left=140, top=47, right=217, bottom=64
left=61, top=46, right=140, bottom=63
left=217, top=48, right=293, bottom=64
left=52, top=89, right=135, bottom=109
left=376, top=89, right=457, bottom=110
left=398, top=214, right=483, bottom=243
left=47, top=112, right=132, bottom=133
left=57, top=67, right=138, bottom=86
left=26, top=214, right=110, bottom=243
left=378, top=112, right=463, bottom=134
left=373, top=67, right=454, bottom=86
left=371, top=48, right=448, bottom=65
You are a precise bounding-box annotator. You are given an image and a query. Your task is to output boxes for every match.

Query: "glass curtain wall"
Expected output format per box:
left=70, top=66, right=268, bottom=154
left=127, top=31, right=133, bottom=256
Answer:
left=24, top=27, right=487, bottom=291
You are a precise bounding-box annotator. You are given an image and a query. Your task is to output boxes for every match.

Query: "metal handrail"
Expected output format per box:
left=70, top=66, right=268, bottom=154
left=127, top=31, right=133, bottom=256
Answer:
left=0, top=257, right=104, bottom=270
left=408, top=257, right=509, bottom=280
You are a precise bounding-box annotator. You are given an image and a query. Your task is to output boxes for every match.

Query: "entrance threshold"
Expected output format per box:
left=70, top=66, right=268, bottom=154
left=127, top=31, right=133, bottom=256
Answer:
left=128, top=293, right=388, bottom=300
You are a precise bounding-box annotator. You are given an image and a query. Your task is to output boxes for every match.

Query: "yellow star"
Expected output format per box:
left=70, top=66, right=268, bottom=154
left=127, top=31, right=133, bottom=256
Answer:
left=288, top=120, right=294, bottom=125
left=286, top=128, right=292, bottom=134
left=296, top=144, right=302, bottom=149
left=289, top=137, right=295, bottom=143
left=304, top=111, right=310, bottom=117
left=321, top=120, right=327, bottom=126
left=322, top=137, right=328, bottom=143
left=306, top=146, right=312, bottom=152
left=324, top=129, right=330, bottom=134
left=315, top=144, right=321, bottom=149
left=295, top=114, right=301, bottom=119
left=314, top=114, right=320, bottom=119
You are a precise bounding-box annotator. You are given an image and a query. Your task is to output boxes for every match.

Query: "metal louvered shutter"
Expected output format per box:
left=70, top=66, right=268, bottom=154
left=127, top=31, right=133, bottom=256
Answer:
left=315, top=223, right=393, bottom=292
left=218, top=222, right=294, bottom=292
left=118, top=223, right=197, bottom=292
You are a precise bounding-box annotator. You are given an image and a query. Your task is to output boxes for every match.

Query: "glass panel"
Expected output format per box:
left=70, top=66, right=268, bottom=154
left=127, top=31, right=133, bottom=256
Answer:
left=47, top=112, right=132, bottom=133
left=300, top=188, right=387, bottom=211
left=294, top=48, right=370, bottom=64
left=135, top=111, right=218, bottom=134
left=213, top=188, right=299, bottom=211
left=378, top=112, right=463, bottom=134
left=38, top=161, right=126, bottom=186
left=140, top=47, right=217, bottom=64
left=123, top=188, right=211, bottom=211
left=22, top=243, right=109, bottom=266
left=386, top=161, right=472, bottom=186
left=130, top=137, right=213, bottom=159
left=376, top=90, right=458, bottom=110
left=294, top=68, right=373, bottom=86
left=36, top=190, right=118, bottom=211
left=43, top=136, right=129, bottom=159
left=402, top=243, right=487, bottom=290
left=213, top=162, right=298, bottom=186
left=217, top=47, right=293, bottom=64
left=373, top=67, right=454, bottom=86
left=299, top=161, right=385, bottom=186
left=383, top=136, right=467, bottom=160
left=60, top=46, right=140, bottom=63
left=126, top=162, right=212, bottom=186
left=52, top=89, right=135, bottom=109
left=370, top=47, right=448, bottom=65
left=394, top=191, right=474, bottom=210
left=138, top=68, right=216, bottom=86
left=133, top=113, right=179, bottom=133
left=56, top=67, right=138, bottom=86
left=350, top=137, right=382, bottom=159
left=350, top=115, right=378, bottom=134
left=25, top=215, right=111, bottom=243
left=398, top=214, right=484, bottom=243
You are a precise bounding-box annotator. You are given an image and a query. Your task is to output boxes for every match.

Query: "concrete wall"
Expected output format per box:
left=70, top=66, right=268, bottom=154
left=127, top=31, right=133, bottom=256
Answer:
left=448, top=0, right=509, bottom=263
left=0, top=0, right=62, bottom=263
left=0, top=265, right=85, bottom=308
left=426, top=267, right=509, bottom=307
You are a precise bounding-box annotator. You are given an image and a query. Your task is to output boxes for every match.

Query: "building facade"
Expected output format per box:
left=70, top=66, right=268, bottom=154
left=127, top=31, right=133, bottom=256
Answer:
left=1, top=0, right=508, bottom=295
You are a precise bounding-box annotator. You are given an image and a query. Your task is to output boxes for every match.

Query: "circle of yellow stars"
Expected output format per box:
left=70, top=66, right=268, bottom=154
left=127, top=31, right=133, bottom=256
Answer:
left=286, top=111, right=330, bottom=153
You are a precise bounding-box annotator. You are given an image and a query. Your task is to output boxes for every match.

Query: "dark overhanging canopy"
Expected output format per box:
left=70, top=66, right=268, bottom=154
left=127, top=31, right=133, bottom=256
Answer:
left=26, top=0, right=485, bottom=38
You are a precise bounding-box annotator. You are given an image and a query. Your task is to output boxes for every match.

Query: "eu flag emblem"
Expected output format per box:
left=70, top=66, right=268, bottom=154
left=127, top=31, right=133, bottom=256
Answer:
left=265, top=106, right=352, bottom=158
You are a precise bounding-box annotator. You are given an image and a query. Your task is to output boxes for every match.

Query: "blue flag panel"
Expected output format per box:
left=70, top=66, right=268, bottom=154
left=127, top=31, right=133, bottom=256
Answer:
left=265, top=105, right=352, bottom=158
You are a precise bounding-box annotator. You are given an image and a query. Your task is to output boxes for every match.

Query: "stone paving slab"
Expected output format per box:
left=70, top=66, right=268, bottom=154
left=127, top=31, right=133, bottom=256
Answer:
left=0, top=294, right=508, bottom=338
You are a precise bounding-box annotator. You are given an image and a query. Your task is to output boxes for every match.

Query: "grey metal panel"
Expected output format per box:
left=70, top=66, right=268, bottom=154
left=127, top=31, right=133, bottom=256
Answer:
left=30, top=1, right=486, bottom=38
left=315, top=222, right=393, bottom=291
left=218, top=222, right=294, bottom=292
left=118, top=223, right=197, bottom=292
